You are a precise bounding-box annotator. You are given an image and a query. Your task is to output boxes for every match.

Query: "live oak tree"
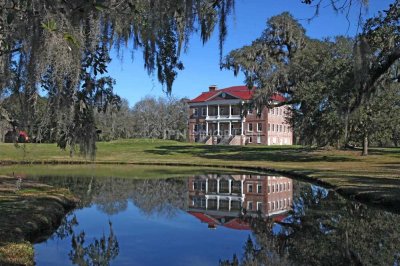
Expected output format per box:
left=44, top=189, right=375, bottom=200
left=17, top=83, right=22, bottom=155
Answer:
left=223, top=1, right=400, bottom=154
left=350, top=81, right=400, bottom=151
left=0, top=0, right=234, bottom=157
left=223, top=13, right=352, bottom=147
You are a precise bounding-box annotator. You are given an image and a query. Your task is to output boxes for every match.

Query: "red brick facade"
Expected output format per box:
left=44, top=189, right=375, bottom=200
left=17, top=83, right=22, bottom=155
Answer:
left=187, top=174, right=293, bottom=230
left=188, top=85, right=293, bottom=145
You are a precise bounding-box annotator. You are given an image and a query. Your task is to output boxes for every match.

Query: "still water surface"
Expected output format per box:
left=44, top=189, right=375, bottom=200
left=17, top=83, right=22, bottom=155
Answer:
left=31, top=173, right=400, bottom=266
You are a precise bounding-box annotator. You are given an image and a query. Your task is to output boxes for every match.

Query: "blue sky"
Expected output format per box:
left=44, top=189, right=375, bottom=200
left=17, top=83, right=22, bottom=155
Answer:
left=107, top=0, right=393, bottom=106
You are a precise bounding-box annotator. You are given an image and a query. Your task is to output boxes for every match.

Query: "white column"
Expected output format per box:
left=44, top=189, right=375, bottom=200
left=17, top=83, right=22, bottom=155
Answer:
left=217, top=104, right=220, bottom=117
left=229, top=121, right=232, bottom=136
left=205, top=196, right=208, bottom=209
left=217, top=196, right=220, bottom=210
left=229, top=104, right=232, bottom=117
left=206, top=105, right=209, bottom=117
left=241, top=121, right=244, bottom=135
left=228, top=179, right=232, bottom=194
left=206, top=122, right=209, bottom=135
left=229, top=198, right=232, bottom=211
left=205, top=179, right=208, bottom=193
left=241, top=180, right=244, bottom=195
left=217, top=178, right=220, bottom=194
left=217, top=122, right=220, bottom=136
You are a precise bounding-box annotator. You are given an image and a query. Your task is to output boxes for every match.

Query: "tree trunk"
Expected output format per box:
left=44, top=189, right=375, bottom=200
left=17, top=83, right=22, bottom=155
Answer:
left=344, top=107, right=350, bottom=147
left=362, top=133, right=368, bottom=156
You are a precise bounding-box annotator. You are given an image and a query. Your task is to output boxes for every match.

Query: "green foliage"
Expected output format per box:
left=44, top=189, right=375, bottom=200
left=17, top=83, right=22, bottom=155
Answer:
left=223, top=12, right=306, bottom=100
left=221, top=181, right=400, bottom=266
left=41, top=20, right=57, bottom=32
left=224, top=4, right=400, bottom=151
left=0, top=0, right=235, bottom=157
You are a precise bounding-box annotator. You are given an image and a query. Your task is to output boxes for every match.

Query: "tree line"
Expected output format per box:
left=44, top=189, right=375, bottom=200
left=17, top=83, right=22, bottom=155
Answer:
left=95, top=95, right=188, bottom=141
left=0, top=94, right=189, bottom=143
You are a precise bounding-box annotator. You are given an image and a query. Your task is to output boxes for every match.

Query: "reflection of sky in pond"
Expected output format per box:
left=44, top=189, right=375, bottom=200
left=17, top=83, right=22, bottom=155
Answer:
left=29, top=173, right=400, bottom=266
left=35, top=202, right=251, bottom=266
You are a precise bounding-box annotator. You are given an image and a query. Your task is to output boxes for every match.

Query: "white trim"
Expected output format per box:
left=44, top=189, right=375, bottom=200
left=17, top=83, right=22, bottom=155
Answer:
left=267, top=209, right=288, bottom=216
left=206, top=115, right=242, bottom=122
left=205, top=91, right=240, bottom=102
left=189, top=99, right=245, bottom=106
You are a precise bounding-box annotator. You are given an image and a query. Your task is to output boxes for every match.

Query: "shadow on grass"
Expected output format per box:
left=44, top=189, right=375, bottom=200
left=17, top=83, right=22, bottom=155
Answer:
left=368, top=147, right=400, bottom=156
left=310, top=170, right=400, bottom=212
left=145, top=145, right=357, bottom=163
left=381, top=164, right=400, bottom=171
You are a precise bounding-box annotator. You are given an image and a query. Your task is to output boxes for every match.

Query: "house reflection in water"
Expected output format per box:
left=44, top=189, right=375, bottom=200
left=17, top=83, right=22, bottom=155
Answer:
left=187, top=174, right=293, bottom=230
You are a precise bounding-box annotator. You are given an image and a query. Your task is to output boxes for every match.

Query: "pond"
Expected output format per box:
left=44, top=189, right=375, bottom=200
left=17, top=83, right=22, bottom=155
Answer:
left=2, top=169, right=400, bottom=265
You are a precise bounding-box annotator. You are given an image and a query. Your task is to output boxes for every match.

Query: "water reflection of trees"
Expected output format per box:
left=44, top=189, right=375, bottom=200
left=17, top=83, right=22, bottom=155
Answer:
left=54, top=214, right=119, bottom=266
left=37, top=175, right=400, bottom=265
left=37, top=176, right=187, bottom=216
left=131, top=178, right=187, bottom=217
left=69, top=221, right=119, bottom=266
left=220, top=181, right=400, bottom=266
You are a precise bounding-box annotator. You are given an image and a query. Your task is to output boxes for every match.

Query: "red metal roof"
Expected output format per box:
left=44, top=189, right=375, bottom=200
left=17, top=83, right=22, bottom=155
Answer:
left=188, top=86, right=286, bottom=103
left=188, top=211, right=251, bottom=231
left=272, top=214, right=286, bottom=223
left=188, top=211, right=219, bottom=226
left=223, top=218, right=251, bottom=230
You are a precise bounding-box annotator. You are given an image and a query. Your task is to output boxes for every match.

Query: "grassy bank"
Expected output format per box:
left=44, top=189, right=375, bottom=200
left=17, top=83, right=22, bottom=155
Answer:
left=0, top=175, right=78, bottom=265
left=0, top=139, right=399, bottom=210
left=0, top=164, right=254, bottom=179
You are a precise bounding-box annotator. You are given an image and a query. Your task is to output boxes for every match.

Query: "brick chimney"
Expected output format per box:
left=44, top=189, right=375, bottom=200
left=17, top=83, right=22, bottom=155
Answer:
left=209, top=85, right=217, bottom=92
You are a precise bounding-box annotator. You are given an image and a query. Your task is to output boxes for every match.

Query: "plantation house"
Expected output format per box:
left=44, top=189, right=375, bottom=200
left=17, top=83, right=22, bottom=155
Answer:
left=188, top=85, right=293, bottom=145
left=187, top=174, right=293, bottom=230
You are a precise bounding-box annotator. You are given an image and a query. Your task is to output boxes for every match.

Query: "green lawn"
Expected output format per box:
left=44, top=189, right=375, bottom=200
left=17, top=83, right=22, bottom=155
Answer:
left=0, top=139, right=399, bottom=209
